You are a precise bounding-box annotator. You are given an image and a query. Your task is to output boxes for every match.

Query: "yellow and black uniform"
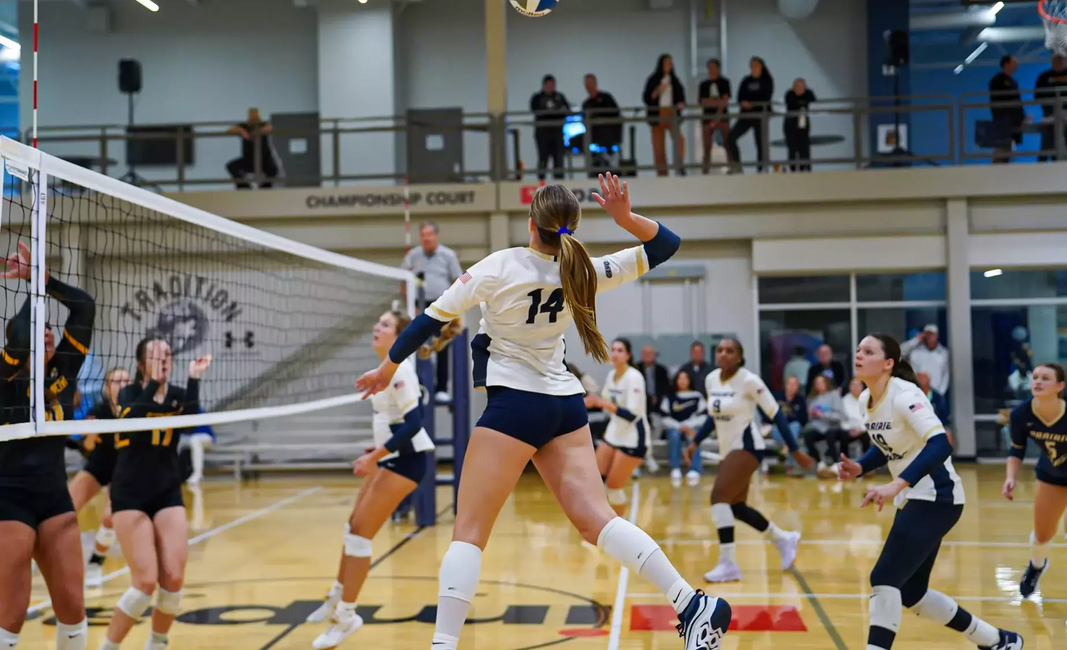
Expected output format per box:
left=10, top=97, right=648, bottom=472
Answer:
left=82, top=400, right=118, bottom=487
left=110, top=378, right=200, bottom=516
left=0, top=276, right=95, bottom=529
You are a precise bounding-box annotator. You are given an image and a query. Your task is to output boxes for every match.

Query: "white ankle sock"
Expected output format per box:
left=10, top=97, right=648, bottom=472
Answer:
left=764, top=521, right=787, bottom=543
left=0, top=626, right=17, bottom=649
left=596, top=517, right=695, bottom=614
left=960, top=614, right=999, bottom=646
left=433, top=541, right=482, bottom=647
left=1031, top=531, right=1050, bottom=567
left=97, top=641, right=119, bottom=650
left=327, top=580, right=343, bottom=599
left=337, top=601, right=357, bottom=619
left=56, top=620, right=87, bottom=650
left=720, top=543, right=737, bottom=564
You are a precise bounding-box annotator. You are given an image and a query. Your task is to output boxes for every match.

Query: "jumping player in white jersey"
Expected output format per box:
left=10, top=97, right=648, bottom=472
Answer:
left=1003, top=362, right=1067, bottom=598
left=838, top=333, right=1022, bottom=650
left=686, top=339, right=814, bottom=583
left=307, top=309, right=445, bottom=649
left=586, top=338, right=649, bottom=516
left=357, top=175, right=732, bottom=650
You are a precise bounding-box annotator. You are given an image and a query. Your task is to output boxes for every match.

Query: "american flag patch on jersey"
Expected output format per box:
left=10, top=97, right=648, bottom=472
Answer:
left=459, top=272, right=472, bottom=284
left=909, top=402, right=925, bottom=412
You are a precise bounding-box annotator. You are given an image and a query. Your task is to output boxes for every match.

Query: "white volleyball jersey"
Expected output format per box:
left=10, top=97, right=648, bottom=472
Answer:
left=705, top=368, right=780, bottom=454
left=861, top=377, right=964, bottom=506
left=426, top=245, right=649, bottom=396
left=602, top=366, right=649, bottom=450
left=371, top=357, right=435, bottom=460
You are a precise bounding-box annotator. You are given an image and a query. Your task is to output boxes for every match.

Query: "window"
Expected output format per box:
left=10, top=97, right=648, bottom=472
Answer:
left=971, top=304, right=1067, bottom=415
left=971, top=269, right=1067, bottom=301
left=757, top=275, right=850, bottom=305
left=857, top=308, right=949, bottom=347
left=759, top=309, right=850, bottom=393
left=856, top=272, right=946, bottom=302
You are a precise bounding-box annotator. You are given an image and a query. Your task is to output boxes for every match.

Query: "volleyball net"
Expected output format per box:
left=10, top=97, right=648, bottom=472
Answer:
left=0, top=137, right=415, bottom=443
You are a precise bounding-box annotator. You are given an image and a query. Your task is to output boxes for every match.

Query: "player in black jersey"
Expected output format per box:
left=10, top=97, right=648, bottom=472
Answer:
left=68, top=367, right=132, bottom=587
left=99, top=337, right=210, bottom=650
left=1004, top=362, right=1067, bottom=598
left=0, top=241, right=95, bottom=650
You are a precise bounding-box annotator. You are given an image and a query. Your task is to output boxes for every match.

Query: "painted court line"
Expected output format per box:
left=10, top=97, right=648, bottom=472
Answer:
left=607, top=481, right=640, bottom=650
left=27, top=486, right=323, bottom=616
left=789, top=567, right=848, bottom=650
left=626, top=591, right=1066, bottom=604
left=655, top=538, right=1067, bottom=549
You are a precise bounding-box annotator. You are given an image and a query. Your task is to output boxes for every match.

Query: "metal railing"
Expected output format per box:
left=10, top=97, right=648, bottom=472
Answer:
left=11, top=89, right=1067, bottom=191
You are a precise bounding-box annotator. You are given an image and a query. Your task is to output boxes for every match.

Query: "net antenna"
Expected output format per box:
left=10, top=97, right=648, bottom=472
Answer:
left=1040, top=0, right=1067, bottom=55
left=31, top=0, right=38, bottom=148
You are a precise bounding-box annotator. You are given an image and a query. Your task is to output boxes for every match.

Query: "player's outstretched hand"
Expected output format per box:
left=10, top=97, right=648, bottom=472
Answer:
left=837, top=453, right=863, bottom=481
left=792, top=449, right=816, bottom=471
left=0, top=241, right=32, bottom=281
left=592, top=173, right=632, bottom=223
left=861, top=479, right=907, bottom=512
left=355, top=360, right=398, bottom=399
left=188, top=355, right=212, bottom=379
left=1002, top=477, right=1016, bottom=501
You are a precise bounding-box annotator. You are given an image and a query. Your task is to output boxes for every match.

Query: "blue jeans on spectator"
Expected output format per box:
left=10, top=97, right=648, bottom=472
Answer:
left=666, top=428, right=703, bottom=474
left=771, top=421, right=802, bottom=467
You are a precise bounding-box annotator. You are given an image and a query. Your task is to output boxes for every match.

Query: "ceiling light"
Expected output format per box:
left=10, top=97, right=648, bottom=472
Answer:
left=135, top=0, right=160, bottom=11
left=965, top=42, right=988, bottom=64
left=990, top=2, right=1005, bottom=17
left=984, top=269, right=1003, bottom=278
left=0, top=35, right=19, bottom=52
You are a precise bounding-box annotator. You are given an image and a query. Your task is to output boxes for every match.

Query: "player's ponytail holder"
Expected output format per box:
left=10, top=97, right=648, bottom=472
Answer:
left=557, top=226, right=571, bottom=236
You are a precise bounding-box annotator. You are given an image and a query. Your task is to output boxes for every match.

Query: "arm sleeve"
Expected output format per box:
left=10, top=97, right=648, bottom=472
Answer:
left=593, top=246, right=648, bottom=294
left=119, top=381, right=162, bottom=418
left=898, top=433, right=953, bottom=486
left=384, top=407, right=424, bottom=453
left=388, top=313, right=446, bottom=364
left=693, top=415, right=716, bottom=445
left=896, top=389, right=946, bottom=441
left=383, top=368, right=425, bottom=452
left=48, top=275, right=96, bottom=374
left=858, top=445, right=888, bottom=475
left=620, top=372, right=647, bottom=419
left=424, top=254, right=498, bottom=322
left=0, top=296, right=31, bottom=381
left=1008, top=405, right=1029, bottom=460
left=182, top=379, right=201, bottom=416
left=750, top=375, right=798, bottom=451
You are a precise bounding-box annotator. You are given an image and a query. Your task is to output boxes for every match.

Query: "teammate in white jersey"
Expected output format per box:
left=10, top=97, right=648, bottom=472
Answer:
left=307, top=309, right=445, bottom=649
left=838, top=333, right=1021, bottom=650
left=585, top=338, right=649, bottom=516
left=357, top=175, right=731, bottom=650
left=686, top=339, right=813, bottom=583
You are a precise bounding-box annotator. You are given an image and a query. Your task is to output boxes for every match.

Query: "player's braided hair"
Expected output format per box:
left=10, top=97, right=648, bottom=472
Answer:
left=530, top=185, right=609, bottom=363
left=389, top=310, right=462, bottom=360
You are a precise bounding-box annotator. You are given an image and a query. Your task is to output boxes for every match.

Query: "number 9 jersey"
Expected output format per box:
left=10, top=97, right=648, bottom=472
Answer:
left=862, top=377, right=964, bottom=506
left=425, top=245, right=649, bottom=396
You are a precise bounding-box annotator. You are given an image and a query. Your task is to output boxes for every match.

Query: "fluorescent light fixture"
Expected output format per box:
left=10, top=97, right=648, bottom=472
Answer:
left=984, top=268, right=1003, bottom=278
left=358, top=0, right=367, bottom=3
left=0, top=35, right=20, bottom=52
left=990, top=1, right=1005, bottom=16
left=135, top=0, right=160, bottom=11
left=954, top=64, right=965, bottom=74
left=965, top=42, right=988, bottom=64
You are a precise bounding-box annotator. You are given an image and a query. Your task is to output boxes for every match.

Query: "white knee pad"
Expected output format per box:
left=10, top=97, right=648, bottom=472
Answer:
left=607, top=488, right=628, bottom=506
left=344, top=533, right=373, bottom=558
left=438, top=541, right=482, bottom=604
left=95, top=526, right=116, bottom=548
left=869, top=585, right=903, bottom=634
left=55, top=619, right=87, bottom=650
left=116, top=587, right=153, bottom=619
left=596, top=517, right=661, bottom=573
left=910, top=590, right=956, bottom=624
left=155, top=588, right=182, bottom=616
left=710, top=502, right=735, bottom=529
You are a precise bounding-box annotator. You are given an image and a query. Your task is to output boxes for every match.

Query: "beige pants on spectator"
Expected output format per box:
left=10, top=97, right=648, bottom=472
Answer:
left=651, top=108, right=685, bottom=176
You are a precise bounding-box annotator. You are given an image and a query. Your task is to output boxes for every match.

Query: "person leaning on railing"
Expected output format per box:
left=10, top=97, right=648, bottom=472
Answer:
left=225, top=108, right=278, bottom=190
left=726, top=56, right=774, bottom=174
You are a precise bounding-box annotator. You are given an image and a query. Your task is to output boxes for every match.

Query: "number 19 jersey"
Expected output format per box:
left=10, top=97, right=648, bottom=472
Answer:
left=426, top=246, right=648, bottom=396
left=862, top=377, right=964, bottom=506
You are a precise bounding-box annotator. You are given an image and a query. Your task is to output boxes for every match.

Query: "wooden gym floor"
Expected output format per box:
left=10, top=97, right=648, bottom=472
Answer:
left=19, top=464, right=1066, bottom=649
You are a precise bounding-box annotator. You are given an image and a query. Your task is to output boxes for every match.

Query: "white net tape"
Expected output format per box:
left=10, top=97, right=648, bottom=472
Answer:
left=0, top=137, right=415, bottom=442
left=1042, top=0, right=1067, bottom=55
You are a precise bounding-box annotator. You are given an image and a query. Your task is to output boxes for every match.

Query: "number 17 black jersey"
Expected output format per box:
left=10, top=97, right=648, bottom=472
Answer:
left=426, top=245, right=648, bottom=396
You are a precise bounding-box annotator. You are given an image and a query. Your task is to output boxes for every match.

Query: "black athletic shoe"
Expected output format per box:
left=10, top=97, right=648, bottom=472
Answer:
left=676, top=590, right=731, bottom=650
left=1020, top=560, right=1047, bottom=598
left=979, top=629, right=1023, bottom=650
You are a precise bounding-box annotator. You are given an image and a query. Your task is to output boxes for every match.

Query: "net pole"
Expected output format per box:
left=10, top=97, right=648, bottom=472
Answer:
left=30, top=168, right=46, bottom=428
left=32, top=0, right=38, bottom=148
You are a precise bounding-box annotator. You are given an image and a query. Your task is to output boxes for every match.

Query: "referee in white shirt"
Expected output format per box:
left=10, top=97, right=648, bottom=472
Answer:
left=901, top=325, right=950, bottom=397
left=401, top=222, right=463, bottom=402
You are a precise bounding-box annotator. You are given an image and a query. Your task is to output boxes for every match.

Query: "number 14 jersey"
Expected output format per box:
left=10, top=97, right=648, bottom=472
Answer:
left=426, top=246, right=649, bottom=396
left=861, top=377, right=965, bottom=506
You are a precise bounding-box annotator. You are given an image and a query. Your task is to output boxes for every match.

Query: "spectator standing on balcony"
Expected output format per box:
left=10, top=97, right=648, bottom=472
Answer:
left=989, top=55, right=1026, bottom=164
left=678, top=341, right=712, bottom=391
left=727, top=57, right=774, bottom=173
left=901, top=325, right=950, bottom=398
left=783, top=78, right=816, bottom=172
left=699, top=58, right=732, bottom=173
left=581, top=74, right=622, bottom=174
left=530, top=75, right=571, bottom=180
left=1035, top=54, right=1067, bottom=162
left=226, top=108, right=278, bottom=189
left=401, top=222, right=463, bottom=403
left=805, top=344, right=846, bottom=394
left=642, top=54, right=687, bottom=177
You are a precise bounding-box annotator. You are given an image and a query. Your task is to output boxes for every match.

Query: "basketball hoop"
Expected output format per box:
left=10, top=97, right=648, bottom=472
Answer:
left=1039, top=0, right=1067, bottom=55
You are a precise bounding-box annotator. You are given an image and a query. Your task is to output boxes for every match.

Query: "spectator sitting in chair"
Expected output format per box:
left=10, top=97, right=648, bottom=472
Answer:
left=771, top=375, right=807, bottom=472
left=840, top=377, right=871, bottom=456
left=800, top=375, right=845, bottom=479
left=661, top=370, right=707, bottom=487
left=226, top=108, right=278, bottom=189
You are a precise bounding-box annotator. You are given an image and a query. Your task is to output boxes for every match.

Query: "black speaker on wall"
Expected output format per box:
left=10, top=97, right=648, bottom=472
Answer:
left=884, top=29, right=909, bottom=68
left=119, top=59, right=142, bottom=94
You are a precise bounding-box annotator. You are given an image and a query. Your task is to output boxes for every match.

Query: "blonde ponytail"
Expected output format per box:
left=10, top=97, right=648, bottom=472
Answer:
left=418, top=318, right=463, bottom=359
left=558, top=233, right=608, bottom=363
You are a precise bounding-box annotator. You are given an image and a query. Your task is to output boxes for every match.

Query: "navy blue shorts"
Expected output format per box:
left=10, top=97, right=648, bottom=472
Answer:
left=477, top=386, right=588, bottom=449
left=1035, top=464, right=1067, bottom=488
left=378, top=451, right=430, bottom=484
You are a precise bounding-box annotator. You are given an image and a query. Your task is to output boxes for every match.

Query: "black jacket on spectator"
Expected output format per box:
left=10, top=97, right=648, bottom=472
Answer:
left=806, top=361, right=847, bottom=394
left=678, top=361, right=712, bottom=395
left=738, top=74, right=774, bottom=114
left=989, top=72, right=1025, bottom=144
left=699, top=77, right=731, bottom=123
left=582, top=91, right=622, bottom=149
left=642, top=72, right=687, bottom=126
left=1035, top=68, right=1067, bottom=117
left=784, top=89, right=816, bottom=132
left=635, top=361, right=671, bottom=414
left=773, top=390, right=808, bottom=427
left=530, top=91, right=571, bottom=126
